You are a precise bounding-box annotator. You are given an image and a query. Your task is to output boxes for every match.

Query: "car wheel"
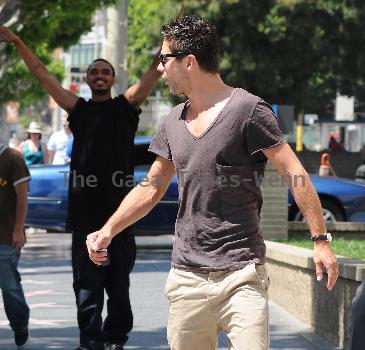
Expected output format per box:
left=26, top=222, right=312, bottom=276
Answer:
left=293, top=199, right=345, bottom=223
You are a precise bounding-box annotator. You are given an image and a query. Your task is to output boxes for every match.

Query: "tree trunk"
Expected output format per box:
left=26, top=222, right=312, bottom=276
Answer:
left=0, top=0, right=20, bottom=26
left=0, top=103, right=10, bottom=144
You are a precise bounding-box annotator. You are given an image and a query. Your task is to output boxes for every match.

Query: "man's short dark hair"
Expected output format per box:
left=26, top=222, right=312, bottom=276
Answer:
left=87, top=58, right=115, bottom=77
left=161, top=15, right=219, bottom=74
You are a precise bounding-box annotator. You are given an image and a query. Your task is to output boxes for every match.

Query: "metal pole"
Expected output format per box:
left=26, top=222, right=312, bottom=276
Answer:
left=0, top=103, right=10, bottom=145
left=106, top=0, right=128, bottom=95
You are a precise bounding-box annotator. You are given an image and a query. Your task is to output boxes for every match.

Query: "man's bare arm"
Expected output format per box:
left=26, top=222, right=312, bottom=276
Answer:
left=86, top=156, right=175, bottom=263
left=263, top=143, right=338, bottom=290
left=48, top=150, right=55, bottom=165
left=263, top=143, right=325, bottom=234
left=123, top=6, right=184, bottom=107
left=12, top=181, right=28, bottom=250
left=123, top=51, right=162, bottom=108
left=0, top=27, right=78, bottom=113
left=104, top=155, right=174, bottom=236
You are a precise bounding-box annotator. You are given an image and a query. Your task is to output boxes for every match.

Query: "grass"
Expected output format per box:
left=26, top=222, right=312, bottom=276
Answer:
left=282, top=237, right=365, bottom=261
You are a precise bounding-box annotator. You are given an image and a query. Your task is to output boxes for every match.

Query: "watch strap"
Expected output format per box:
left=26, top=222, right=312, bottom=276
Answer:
left=311, top=233, right=332, bottom=242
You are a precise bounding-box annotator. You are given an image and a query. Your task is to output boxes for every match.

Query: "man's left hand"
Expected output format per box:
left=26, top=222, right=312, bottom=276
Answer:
left=86, top=229, right=112, bottom=266
left=12, top=229, right=25, bottom=250
left=313, top=242, right=338, bottom=291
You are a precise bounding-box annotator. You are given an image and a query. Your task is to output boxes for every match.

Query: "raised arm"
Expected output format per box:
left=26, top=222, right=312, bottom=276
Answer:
left=86, top=156, right=175, bottom=264
left=262, top=143, right=338, bottom=291
left=0, top=27, right=78, bottom=113
left=123, top=5, right=184, bottom=108
left=123, top=51, right=162, bottom=108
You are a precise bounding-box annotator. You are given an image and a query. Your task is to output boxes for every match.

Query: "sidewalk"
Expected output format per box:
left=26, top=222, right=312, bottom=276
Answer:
left=0, top=231, right=339, bottom=350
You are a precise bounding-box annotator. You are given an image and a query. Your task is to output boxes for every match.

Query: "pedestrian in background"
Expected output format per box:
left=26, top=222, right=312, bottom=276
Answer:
left=0, top=138, right=31, bottom=348
left=47, top=114, right=73, bottom=165
left=348, top=280, right=365, bottom=349
left=20, top=121, right=47, bottom=165
left=328, top=135, right=342, bottom=152
left=87, top=15, right=338, bottom=350
left=0, top=21, right=165, bottom=350
left=8, top=134, right=22, bottom=151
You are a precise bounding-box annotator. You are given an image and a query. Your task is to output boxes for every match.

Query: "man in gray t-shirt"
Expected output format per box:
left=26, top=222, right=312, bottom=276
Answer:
left=87, top=16, right=338, bottom=350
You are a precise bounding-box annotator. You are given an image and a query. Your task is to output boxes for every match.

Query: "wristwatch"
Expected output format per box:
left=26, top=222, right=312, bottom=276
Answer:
left=311, top=233, right=332, bottom=242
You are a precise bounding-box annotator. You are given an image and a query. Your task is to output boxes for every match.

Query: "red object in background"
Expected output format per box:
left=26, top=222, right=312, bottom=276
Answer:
left=319, top=153, right=331, bottom=176
left=328, top=136, right=342, bottom=151
left=70, top=84, right=80, bottom=94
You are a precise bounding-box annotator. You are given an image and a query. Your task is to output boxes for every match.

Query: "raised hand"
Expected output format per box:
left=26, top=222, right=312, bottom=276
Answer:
left=0, top=26, right=19, bottom=44
left=177, top=4, right=184, bottom=19
left=12, top=229, right=25, bottom=251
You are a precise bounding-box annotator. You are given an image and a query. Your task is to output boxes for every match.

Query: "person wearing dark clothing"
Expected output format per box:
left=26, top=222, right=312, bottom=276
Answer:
left=0, top=26, right=162, bottom=350
left=68, top=94, right=141, bottom=349
left=0, top=142, right=31, bottom=348
left=328, top=135, right=342, bottom=152
left=348, top=279, right=365, bottom=350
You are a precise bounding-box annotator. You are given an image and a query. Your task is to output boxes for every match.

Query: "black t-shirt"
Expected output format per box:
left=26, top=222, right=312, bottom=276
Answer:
left=67, top=95, right=141, bottom=232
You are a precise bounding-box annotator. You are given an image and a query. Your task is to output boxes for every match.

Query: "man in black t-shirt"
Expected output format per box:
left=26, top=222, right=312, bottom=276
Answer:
left=0, top=27, right=162, bottom=350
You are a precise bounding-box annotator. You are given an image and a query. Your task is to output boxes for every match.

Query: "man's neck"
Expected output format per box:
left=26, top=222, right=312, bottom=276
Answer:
left=63, top=128, right=72, bottom=136
left=91, top=93, right=112, bottom=102
left=186, top=74, right=234, bottom=114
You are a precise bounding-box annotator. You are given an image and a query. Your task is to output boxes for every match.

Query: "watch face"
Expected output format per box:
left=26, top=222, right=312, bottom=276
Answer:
left=327, top=233, right=333, bottom=242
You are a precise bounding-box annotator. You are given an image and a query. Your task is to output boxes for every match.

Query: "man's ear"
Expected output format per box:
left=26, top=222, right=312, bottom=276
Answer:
left=186, top=54, right=196, bottom=70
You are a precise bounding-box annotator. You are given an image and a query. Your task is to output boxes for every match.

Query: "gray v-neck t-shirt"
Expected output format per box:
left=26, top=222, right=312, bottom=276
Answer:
left=149, top=88, right=285, bottom=272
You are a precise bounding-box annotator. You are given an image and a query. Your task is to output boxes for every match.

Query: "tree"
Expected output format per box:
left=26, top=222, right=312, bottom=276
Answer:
left=187, top=0, right=365, bottom=119
left=127, top=0, right=181, bottom=89
left=0, top=0, right=118, bottom=107
left=128, top=0, right=365, bottom=120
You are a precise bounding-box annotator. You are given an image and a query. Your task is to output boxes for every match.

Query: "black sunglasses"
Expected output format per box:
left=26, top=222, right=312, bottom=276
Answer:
left=159, top=52, right=187, bottom=66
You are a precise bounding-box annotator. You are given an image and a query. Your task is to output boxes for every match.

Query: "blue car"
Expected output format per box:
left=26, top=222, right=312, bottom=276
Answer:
left=26, top=137, right=365, bottom=232
left=288, top=174, right=365, bottom=222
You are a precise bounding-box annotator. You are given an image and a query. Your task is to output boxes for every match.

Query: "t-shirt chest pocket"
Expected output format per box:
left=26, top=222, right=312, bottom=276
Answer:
left=216, top=163, right=264, bottom=225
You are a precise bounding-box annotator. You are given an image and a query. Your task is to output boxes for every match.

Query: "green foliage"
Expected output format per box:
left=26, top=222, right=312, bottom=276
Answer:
left=1, top=51, right=64, bottom=109
left=128, top=0, right=365, bottom=118
left=136, top=127, right=156, bottom=137
left=0, top=0, right=118, bottom=106
left=127, top=0, right=181, bottom=93
left=284, top=236, right=365, bottom=261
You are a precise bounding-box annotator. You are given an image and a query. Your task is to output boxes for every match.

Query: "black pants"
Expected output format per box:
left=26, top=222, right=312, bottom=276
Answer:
left=72, top=230, right=136, bottom=348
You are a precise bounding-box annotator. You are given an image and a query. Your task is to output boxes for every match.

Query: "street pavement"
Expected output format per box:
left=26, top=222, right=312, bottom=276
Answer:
left=0, top=231, right=339, bottom=350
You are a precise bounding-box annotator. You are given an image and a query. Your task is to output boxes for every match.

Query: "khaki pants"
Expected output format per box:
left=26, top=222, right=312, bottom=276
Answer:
left=164, top=263, right=269, bottom=350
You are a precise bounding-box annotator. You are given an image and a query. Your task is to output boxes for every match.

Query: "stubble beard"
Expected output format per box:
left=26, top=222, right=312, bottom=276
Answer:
left=168, top=81, right=184, bottom=96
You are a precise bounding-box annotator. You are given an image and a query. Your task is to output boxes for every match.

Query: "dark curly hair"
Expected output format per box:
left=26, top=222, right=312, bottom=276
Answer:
left=161, top=15, right=219, bottom=74
left=87, top=58, right=115, bottom=77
